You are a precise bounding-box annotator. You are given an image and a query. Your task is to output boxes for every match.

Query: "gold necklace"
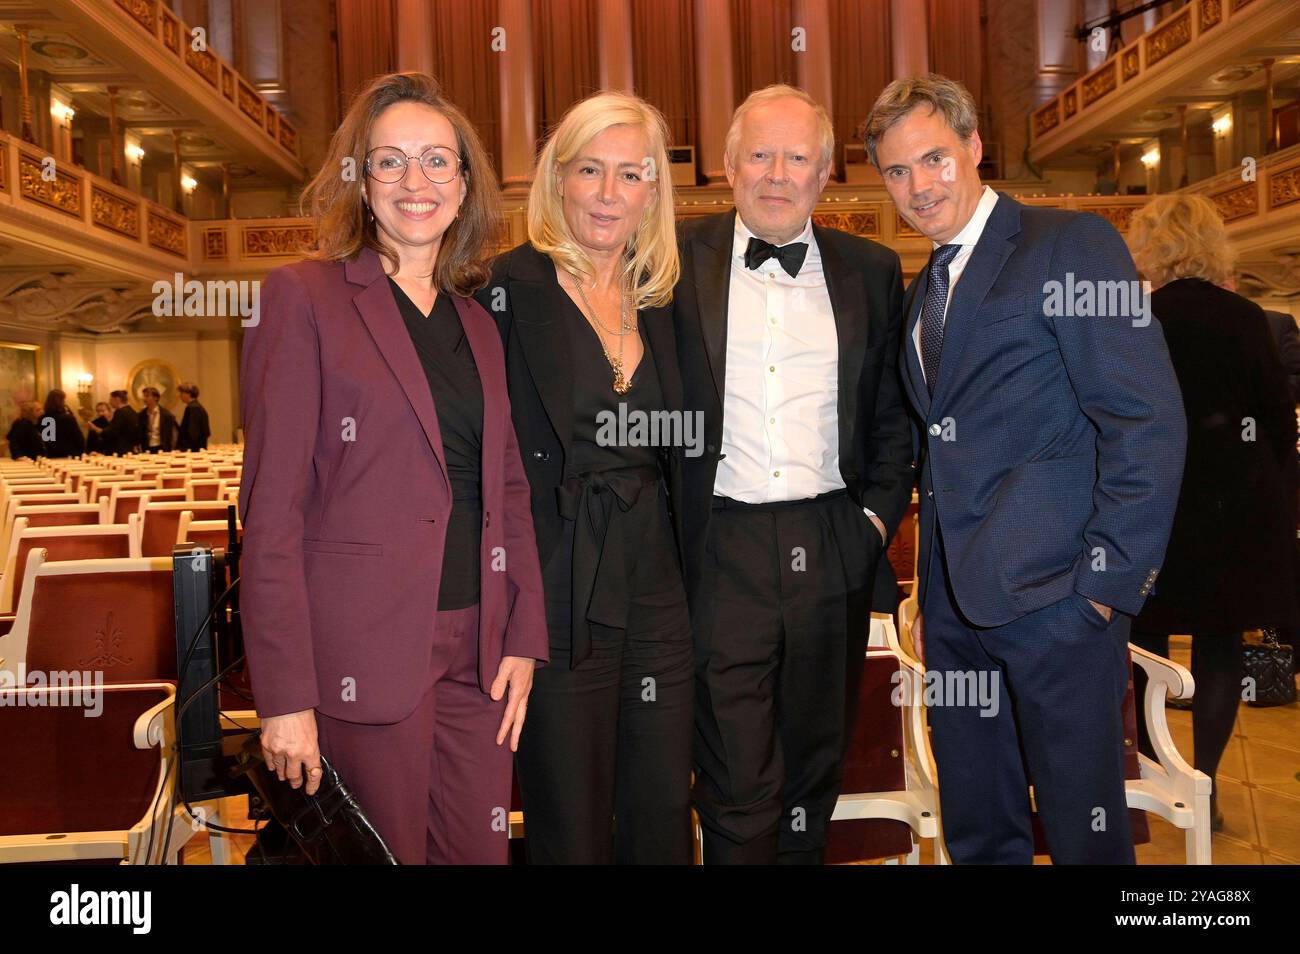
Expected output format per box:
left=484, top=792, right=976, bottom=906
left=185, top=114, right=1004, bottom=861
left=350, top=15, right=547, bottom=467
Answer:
left=569, top=274, right=636, bottom=395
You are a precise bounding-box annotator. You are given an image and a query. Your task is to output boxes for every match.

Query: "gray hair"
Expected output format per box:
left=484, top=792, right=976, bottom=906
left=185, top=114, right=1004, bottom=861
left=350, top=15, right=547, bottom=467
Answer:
left=724, top=84, right=835, bottom=170
left=863, top=73, right=979, bottom=169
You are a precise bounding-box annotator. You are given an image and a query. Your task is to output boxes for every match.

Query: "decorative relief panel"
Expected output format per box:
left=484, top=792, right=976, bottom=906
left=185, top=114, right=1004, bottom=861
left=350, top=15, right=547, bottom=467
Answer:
left=1144, top=8, right=1192, bottom=68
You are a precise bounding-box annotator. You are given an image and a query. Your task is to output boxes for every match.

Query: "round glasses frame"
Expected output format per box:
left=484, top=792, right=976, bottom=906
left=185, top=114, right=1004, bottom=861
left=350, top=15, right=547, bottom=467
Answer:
left=364, top=145, right=465, bottom=184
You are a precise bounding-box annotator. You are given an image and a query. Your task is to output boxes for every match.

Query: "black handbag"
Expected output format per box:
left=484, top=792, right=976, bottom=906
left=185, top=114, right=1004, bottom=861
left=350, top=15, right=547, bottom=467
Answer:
left=1243, top=629, right=1296, bottom=708
left=235, top=731, right=400, bottom=864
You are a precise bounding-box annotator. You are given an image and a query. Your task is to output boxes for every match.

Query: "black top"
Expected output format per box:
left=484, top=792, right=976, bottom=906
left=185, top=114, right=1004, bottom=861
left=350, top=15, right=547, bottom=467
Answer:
left=388, top=278, right=483, bottom=610
left=44, top=410, right=86, bottom=458
left=564, top=292, right=665, bottom=475
left=7, top=418, right=42, bottom=460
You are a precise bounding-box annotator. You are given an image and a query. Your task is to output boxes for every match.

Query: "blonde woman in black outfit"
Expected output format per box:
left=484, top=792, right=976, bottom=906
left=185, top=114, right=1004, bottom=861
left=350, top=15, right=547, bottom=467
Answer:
left=478, top=91, right=691, bottom=864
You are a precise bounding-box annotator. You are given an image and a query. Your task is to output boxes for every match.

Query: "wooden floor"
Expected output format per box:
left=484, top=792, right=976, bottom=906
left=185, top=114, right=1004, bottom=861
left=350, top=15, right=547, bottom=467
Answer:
left=184, top=636, right=1300, bottom=866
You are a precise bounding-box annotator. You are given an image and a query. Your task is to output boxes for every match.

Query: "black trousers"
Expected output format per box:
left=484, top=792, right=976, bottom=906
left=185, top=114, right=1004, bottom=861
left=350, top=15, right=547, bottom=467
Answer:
left=515, top=482, right=694, bottom=864
left=691, top=490, right=881, bottom=864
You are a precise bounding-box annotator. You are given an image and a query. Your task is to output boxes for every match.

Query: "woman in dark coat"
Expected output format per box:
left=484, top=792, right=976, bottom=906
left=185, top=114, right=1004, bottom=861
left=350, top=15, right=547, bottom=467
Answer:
left=7, top=401, right=43, bottom=459
left=477, top=92, right=694, bottom=864
left=41, top=389, right=85, bottom=458
left=1128, top=194, right=1299, bottom=830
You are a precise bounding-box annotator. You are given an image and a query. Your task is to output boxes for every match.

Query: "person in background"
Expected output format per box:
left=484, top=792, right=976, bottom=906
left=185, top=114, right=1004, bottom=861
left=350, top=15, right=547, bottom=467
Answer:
left=1261, top=309, right=1300, bottom=405
left=177, top=382, right=212, bottom=451
left=1126, top=194, right=1299, bottom=833
left=105, top=390, right=139, bottom=455
left=85, top=401, right=112, bottom=455
left=137, top=386, right=178, bottom=453
left=7, top=401, right=44, bottom=460
left=40, top=389, right=85, bottom=458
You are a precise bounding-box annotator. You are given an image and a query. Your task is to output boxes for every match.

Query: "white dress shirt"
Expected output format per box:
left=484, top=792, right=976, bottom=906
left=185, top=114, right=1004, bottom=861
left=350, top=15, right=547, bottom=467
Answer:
left=912, top=184, right=1000, bottom=381
left=714, top=215, right=845, bottom=504
left=146, top=406, right=161, bottom=447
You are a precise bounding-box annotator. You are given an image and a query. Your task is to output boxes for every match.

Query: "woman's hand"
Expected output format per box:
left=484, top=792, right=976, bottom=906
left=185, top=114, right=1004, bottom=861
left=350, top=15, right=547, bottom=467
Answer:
left=490, top=655, right=535, bottom=752
left=260, top=708, right=322, bottom=795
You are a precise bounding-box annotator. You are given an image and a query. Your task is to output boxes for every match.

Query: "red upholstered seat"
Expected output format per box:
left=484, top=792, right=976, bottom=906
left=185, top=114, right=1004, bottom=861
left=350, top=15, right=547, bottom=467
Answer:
left=141, top=501, right=234, bottom=557
left=23, top=561, right=177, bottom=683
left=825, top=651, right=916, bottom=863
left=6, top=525, right=136, bottom=614
left=0, top=684, right=171, bottom=838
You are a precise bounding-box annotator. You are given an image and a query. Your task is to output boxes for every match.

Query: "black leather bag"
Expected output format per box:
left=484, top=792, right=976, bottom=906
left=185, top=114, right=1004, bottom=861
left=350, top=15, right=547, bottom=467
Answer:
left=236, top=732, right=399, bottom=864
left=1243, top=629, right=1296, bottom=708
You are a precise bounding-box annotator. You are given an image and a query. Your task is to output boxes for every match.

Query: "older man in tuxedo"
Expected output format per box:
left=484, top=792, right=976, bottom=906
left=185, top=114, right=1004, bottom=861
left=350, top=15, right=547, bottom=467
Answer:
left=675, top=85, right=913, bottom=864
left=867, top=74, right=1186, bottom=863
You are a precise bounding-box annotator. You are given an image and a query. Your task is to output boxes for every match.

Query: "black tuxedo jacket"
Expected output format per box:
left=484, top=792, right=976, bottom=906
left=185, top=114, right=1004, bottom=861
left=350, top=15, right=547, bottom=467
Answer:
left=673, top=209, right=913, bottom=602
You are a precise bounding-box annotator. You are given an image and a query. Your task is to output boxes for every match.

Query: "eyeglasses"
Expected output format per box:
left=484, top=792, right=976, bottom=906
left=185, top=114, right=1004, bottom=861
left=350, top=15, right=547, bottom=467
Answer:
left=365, top=145, right=464, bottom=184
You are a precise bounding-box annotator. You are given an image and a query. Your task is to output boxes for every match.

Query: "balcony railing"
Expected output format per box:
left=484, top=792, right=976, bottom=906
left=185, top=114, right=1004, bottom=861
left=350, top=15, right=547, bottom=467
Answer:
left=1030, top=0, right=1297, bottom=159
left=107, top=0, right=298, bottom=162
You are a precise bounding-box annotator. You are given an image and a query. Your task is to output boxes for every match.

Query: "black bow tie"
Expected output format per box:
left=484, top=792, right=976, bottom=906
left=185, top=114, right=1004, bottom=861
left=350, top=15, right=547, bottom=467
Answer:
left=744, top=236, right=808, bottom=277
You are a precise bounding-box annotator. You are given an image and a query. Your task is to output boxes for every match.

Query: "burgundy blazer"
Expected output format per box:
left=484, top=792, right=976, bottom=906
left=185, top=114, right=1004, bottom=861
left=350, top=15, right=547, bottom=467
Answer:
left=238, top=246, right=548, bottom=723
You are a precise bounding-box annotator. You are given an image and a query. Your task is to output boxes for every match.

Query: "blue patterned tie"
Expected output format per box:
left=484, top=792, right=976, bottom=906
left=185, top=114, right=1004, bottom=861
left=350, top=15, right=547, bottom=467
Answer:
left=920, top=244, right=961, bottom=396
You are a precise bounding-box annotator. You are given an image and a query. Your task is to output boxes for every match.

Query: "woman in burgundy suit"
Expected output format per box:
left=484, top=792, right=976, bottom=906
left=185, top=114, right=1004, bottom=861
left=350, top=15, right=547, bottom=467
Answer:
left=238, top=72, right=548, bottom=865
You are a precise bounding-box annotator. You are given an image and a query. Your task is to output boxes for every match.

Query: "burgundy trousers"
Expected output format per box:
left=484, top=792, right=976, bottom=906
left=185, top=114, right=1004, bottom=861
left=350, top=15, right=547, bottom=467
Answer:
left=315, top=603, right=513, bottom=864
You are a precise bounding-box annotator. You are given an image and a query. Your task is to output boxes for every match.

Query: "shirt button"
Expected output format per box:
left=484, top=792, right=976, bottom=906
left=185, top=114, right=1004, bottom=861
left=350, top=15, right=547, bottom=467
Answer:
left=768, top=365, right=775, bottom=372
left=769, top=417, right=776, bottom=424
left=768, top=271, right=776, bottom=279
left=769, top=317, right=777, bottom=325
left=928, top=423, right=942, bottom=437
left=927, top=490, right=934, bottom=498
left=773, top=470, right=780, bottom=478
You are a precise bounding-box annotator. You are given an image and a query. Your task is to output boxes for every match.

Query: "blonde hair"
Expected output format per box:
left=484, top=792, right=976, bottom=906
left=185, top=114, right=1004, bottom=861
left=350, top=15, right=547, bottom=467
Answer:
left=1127, top=194, right=1236, bottom=289
left=528, top=91, right=679, bottom=309
left=725, top=84, right=835, bottom=169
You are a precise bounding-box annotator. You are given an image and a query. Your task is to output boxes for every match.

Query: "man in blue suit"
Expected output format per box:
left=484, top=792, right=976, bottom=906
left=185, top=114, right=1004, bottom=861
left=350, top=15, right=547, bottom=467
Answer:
left=866, top=74, right=1186, bottom=864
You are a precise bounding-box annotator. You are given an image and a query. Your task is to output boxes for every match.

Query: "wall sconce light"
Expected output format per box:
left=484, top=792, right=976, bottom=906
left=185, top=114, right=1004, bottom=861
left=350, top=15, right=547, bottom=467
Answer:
left=76, top=372, right=94, bottom=396
left=1140, top=147, right=1160, bottom=168
left=1212, top=114, right=1232, bottom=137
left=126, top=143, right=146, bottom=162
left=181, top=174, right=198, bottom=193
left=50, top=101, right=75, bottom=123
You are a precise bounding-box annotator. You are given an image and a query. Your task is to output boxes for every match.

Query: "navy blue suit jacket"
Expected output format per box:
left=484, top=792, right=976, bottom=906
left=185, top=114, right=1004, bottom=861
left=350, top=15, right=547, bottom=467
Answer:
left=902, top=192, right=1186, bottom=625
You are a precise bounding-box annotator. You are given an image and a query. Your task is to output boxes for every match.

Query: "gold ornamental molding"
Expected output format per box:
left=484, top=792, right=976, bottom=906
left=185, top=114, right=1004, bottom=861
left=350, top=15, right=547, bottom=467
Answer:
left=18, top=152, right=82, bottom=218
left=114, top=0, right=157, bottom=33
left=161, top=8, right=180, bottom=53
left=222, top=67, right=235, bottom=101
left=1081, top=61, right=1118, bottom=108
left=1088, top=205, right=1138, bottom=233
left=812, top=210, right=880, bottom=239
left=1121, top=47, right=1140, bottom=82
left=91, top=186, right=141, bottom=239
left=1143, top=7, right=1193, bottom=68
left=1208, top=182, right=1258, bottom=221
left=1200, top=0, right=1223, bottom=30
left=894, top=210, right=921, bottom=238
left=241, top=225, right=316, bottom=257
left=1063, top=89, right=1078, bottom=120
left=237, top=82, right=264, bottom=125
left=1034, top=101, right=1061, bottom=139
left=279, top=121, right=298, bottom=153
left=202, top=228, right=228, bottom=260
left=1268, top=165, right=1300, bottom=210
left=147, top=210, right=187, bottom=257
left=186, top=45, right=219, bottom=87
